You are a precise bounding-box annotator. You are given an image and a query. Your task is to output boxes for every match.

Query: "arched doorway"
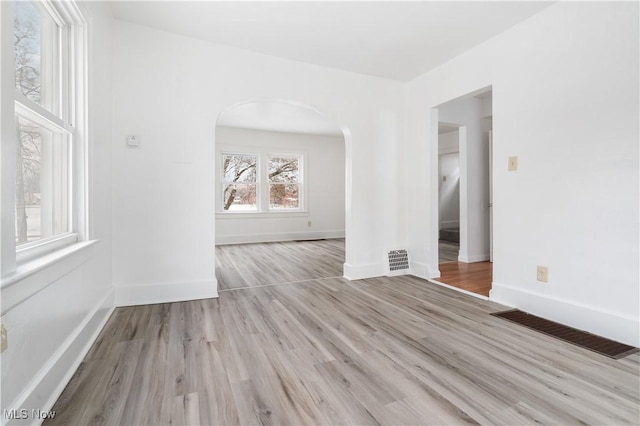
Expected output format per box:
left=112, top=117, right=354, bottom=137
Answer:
left=213, top=98, right=351, bottom=290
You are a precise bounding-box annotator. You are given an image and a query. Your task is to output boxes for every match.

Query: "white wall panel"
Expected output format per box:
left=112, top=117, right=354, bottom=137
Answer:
left=404, top=2, right=639, bottom=345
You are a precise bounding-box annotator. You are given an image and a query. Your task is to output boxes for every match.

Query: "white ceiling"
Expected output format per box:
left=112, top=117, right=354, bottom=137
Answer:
left=217, top=100, right=344, bottom=136
left=110, top=1, right=553, bottom=81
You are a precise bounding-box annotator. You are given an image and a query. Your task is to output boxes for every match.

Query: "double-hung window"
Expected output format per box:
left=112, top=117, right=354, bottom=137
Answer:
left=268, top=155, right=302, bottom=210
left=219, top=150, right=305, bottom=213
left=2, top=0, right=87, bottom=271
left=222, top=153, right=258, bottom=211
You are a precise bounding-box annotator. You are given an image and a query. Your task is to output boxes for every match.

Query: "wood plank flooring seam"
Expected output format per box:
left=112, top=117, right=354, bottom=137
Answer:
left=47, top=240, right=640, bottom=425
left=219, top=275, right=344, bottom=292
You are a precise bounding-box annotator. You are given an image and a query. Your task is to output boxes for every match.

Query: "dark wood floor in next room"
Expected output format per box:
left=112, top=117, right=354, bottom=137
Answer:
left=436, top=260, right=493, bottom=297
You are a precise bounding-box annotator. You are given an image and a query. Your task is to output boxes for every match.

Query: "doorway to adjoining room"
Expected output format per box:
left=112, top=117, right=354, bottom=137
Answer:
left=434, top=88, right=493, bottom=297
left=213, top=99, right=347, bottom=291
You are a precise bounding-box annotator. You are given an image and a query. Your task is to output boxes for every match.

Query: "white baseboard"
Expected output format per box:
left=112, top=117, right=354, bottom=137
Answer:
left=409, top=260, right=440, bottom=280
left=6, top=288, right=115, bottom=426
left=216, top=230, right=345, bottom=245
left=343, top=262, right=386, bottom=280
left=387, top=269, right=411, bottom=277
left=490, top=281, right=640, bottom=347
left=115, top=279, right=218, bottom=307
left=458, top=253, right=490, bottom=263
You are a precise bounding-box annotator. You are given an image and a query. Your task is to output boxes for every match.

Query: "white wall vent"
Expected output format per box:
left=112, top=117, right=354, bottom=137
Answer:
left=388, top=249, right=409, bottom=272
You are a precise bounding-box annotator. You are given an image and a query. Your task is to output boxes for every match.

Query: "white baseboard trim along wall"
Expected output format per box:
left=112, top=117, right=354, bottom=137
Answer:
left=216, top=230, right=345, bottom=246
left=115, top=279, right=219, bottom=307
left=6, top=289, right=114, bottom=426
left=343, top=262, right=387, bottom=281
left=408, top=260, right=440, bottom=281
left=458, top=254, right=490, bottom=263
left=6, top=278, right=221, bottom=425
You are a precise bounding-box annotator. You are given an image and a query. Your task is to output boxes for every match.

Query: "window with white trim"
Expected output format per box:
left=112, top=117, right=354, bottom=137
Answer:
left=222, top=153, right=258, bottom=211
left=268, top=155, right=301, bottom=210
left=2, top=0, right=87, bottom=270
left=219, top=151, right=305, bottom=213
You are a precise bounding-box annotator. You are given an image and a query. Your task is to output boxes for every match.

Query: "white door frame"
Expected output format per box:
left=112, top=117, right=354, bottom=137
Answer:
left=489, top=129, right=493, bottom=263
left=432, top=115, right=469, bottom=275
left=458, top=125, right=469, bottom=263
left=431, top=93, right=493, bottom=279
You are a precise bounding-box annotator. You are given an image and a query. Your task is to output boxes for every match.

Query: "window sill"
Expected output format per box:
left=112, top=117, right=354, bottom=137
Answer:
left=16, top=233, right=79, bottom=264
left=1, top=240, right=98, bottom=314
left=216, top=211, right=310, bottom=219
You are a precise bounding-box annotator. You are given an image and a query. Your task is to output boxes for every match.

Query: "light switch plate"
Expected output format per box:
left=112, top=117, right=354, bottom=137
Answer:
left=508, top=156, right=518, bottom=171
left=127, top=135, right=140, bottom=148
left=537, top=265, right=548, bottom=282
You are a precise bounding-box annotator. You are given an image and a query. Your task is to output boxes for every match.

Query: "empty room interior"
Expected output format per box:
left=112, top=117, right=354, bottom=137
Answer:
left=1, top=1, right=638, bottom=425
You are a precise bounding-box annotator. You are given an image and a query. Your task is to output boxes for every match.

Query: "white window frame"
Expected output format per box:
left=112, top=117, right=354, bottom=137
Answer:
left=1, top=0, right=87, bottom=275
left=217, top=146, right=307, bottom=215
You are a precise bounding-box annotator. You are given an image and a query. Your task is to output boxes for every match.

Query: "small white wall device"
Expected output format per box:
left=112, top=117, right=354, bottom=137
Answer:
left=127, top=135, right=140, bottom=148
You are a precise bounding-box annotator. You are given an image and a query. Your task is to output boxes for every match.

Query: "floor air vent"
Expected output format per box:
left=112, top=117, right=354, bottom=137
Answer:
left=491, top=309, right=639, bottom=359
left=388, top=249, right=409, bottom=272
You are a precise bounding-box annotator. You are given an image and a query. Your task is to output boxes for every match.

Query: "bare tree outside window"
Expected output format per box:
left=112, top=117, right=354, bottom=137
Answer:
left=14, top=1, right=42, bottom=102
left=14, top=1, right=69, bottom=245
left=269, top=156, right=300, bottom=209
left=222, top=154, right=258, bottom=210
left=15, top=2, right=42, bottom=244
left=221, top=153, right=303, bottom=211
left=15, top=117, right=42, bottom=243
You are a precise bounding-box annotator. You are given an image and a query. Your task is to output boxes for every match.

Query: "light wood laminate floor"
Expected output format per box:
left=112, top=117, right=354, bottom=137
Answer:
left=48, top=274, right=639, bottom=425
left=216, top=239, right=345, bottom=290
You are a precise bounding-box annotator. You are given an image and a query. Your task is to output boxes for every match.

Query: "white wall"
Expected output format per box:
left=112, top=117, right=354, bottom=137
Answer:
left=2, top=4, right=637, bottom=417
left=215, top=126, right=345, bottom=245
left=1, top=3, right=114, bottom=420
left=2, top=1, right=636, bottom=420
left=438, top=97, right=491, bottom=262
left=438, top=130, right=460, bottom=230
left=404, top=2, right=639, bottom=346
left=438, top=153, right=460, bottom=230
left=438, top=130, right=459, bottom=155
left=110, top=19, right=405, bottom=299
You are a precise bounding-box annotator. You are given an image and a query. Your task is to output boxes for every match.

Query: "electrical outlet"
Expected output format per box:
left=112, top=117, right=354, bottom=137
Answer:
left=307, top=221, right=312, bottom=227
left=537, top=265, right=548, bottom=282
left=1, top=323, right=7, bottom=353
left=508, top=156, right=518, bottom=171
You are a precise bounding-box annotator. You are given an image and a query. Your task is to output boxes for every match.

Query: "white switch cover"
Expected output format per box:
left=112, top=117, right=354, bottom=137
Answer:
left=508, top=156, right=518, bottom=171
left=127, top=135, right=140, bottom=148
left=537, top=265, right=548, bottom=282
